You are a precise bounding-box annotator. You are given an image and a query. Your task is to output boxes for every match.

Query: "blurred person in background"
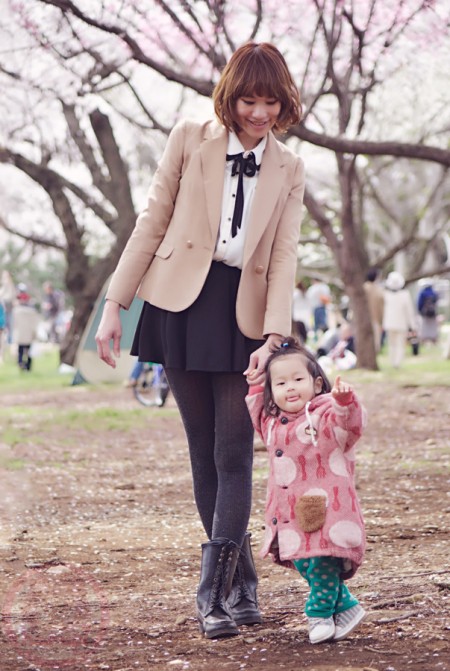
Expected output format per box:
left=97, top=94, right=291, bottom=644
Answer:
left=417, top=283, right=439, bottom=345
left=383, top=272, right=416, bottom=368
left=42, top=281, right=64, bottom=343
left=292, top=280, right=311, bottom=343
left=306, top=278, right=331, bottom=337
left=12, top=285, right=41, bottom=371
left=0, top=270, right=16, bottom=345
left=363, top=268, right=384, bottom=353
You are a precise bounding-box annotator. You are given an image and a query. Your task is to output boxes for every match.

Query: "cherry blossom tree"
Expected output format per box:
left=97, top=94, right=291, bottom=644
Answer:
left=1, top=0, right=449, bottom=367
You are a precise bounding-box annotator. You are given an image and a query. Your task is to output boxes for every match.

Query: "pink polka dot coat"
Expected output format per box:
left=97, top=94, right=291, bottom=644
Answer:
left=246, top=386, right=367, bottom=579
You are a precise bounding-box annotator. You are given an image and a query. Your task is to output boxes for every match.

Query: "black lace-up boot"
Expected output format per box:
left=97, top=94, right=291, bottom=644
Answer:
left=227, top=532, right=262, bottom=625
left=196, top=538, right=240, bottom=638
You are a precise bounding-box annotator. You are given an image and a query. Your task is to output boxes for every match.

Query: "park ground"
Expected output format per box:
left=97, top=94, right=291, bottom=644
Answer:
left=0, top=346, right=449, bottom=671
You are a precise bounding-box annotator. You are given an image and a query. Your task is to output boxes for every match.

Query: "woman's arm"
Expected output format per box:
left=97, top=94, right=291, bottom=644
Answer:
left=262, top=157, right=305, bottom=338
left=106, top=120, right=187, bottom=310
left=96, top=121, right=187, bottom=366
left=95, top=299, right=123, bottom=368
left=245, top=383, right=266, bottom=437
left=244, top=333, right=283, bottom=384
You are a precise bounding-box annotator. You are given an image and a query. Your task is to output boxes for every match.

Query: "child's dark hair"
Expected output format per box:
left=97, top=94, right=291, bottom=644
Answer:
left=263, top=336, right=331, bottom=416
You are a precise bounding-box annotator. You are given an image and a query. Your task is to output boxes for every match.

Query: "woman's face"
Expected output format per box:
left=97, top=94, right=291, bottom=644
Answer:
left=234, top=95, right=281, bottom=149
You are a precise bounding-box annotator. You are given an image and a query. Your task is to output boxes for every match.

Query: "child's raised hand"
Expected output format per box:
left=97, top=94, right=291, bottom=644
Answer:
left=245, top=368, right=263, bottom=386
left=331, top=375, right=353, bottom=404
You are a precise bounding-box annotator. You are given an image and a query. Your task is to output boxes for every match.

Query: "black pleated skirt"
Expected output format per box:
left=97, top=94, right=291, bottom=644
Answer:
left=131, top=261, right=265, bottom=372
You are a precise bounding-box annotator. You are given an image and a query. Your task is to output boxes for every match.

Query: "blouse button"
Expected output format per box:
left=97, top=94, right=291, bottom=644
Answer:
left=275, top=449, right=283, bottom=457
left=186, top=240, right=193, bottom=248
left=272, top=517, right=278, bottom=525
left=280, top=417, right=288, bottom=425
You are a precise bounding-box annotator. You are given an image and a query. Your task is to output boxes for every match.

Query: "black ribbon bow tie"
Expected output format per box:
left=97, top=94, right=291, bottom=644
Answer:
left=226, top=151, right=261, bottom=237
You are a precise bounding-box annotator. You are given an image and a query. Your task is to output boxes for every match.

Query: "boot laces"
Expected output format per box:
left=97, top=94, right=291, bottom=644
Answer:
left=208, top=545, right=232, bottom=608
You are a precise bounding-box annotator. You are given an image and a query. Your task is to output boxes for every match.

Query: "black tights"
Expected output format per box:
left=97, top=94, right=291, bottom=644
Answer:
left=165, top=369, right=254, bottom=546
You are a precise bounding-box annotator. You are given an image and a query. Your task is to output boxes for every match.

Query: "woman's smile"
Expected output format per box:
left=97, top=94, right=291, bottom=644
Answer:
left=235, top=95, right=281, bottom=149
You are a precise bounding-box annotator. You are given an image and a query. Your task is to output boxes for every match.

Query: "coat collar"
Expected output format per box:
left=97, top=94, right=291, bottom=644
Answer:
left=244, top=132, right=285, bottom=265
left=199, top=123, right=227, bottom=242
left=199, top=123, right=287, bottom=252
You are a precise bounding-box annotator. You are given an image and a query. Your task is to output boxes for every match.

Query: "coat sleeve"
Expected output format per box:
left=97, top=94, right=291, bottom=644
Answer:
left=106, top=120, right=187, bottom=309
left=245, top=385, right=266, bottom=438
left=321, top=393, right=366, bottom=452
left=263, top=157, right=305, bottom=337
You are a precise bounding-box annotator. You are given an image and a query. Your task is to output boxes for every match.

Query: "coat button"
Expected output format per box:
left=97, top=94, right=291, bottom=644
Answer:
left=275, top=449, right=283, bottom=457
left=255, top=265, right=264, bottom=274
left=280, top=416, right=288, bottom=424
left=272, top=517, right=277, bottom=525
left=186, top=240, right=193, bottom=248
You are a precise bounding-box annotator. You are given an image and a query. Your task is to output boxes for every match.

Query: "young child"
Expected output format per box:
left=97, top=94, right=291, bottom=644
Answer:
left=12, top=289, right=41, bottom=372
left=246, top=337, right=366, bottom=644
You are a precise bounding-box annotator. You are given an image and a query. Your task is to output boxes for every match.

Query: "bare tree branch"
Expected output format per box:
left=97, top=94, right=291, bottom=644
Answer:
left=88, top=109, right=136, bottom=240
left=290, top=124, right=450, bottom=167
left=303, top=187, right=340, bottom=255
left=0, top=215, right=65, bottom=250
left=62, top=103, right=111, bottom=200
left=0, top=146, right=116, bottom=226
left=38, top=0, right=214, bottom=95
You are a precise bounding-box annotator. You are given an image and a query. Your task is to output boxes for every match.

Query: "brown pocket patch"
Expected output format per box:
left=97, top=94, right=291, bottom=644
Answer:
left=295, top=495, right=327, bottom=532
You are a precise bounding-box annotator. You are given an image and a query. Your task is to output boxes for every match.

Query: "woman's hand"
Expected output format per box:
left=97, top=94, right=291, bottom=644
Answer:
left=331, top=375, right=353, bottom=405
left=244, top=333, right=283, bottom=385
left=95, top=300, right=122, bottom=368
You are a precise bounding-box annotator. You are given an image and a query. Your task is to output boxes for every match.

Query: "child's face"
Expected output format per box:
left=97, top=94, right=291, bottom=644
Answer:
left=270, top=354, right=323, bottom=414
left=234, top=95, right=281, bottom=149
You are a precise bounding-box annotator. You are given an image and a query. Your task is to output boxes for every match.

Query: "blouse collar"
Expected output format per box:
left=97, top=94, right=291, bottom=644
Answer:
left=227, top=131, right=267, bottom=164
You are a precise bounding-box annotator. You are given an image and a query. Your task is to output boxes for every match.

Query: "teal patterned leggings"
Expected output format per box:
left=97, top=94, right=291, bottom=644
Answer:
left=293, top=556, right=359, bottom=618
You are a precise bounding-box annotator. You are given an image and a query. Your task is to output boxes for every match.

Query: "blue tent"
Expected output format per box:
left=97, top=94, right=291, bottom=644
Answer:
left=75, top=277, right=143, bottom=384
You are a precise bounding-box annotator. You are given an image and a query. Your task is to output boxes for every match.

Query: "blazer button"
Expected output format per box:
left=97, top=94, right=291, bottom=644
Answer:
left=272, top=517, right=278, bottom=525
left=275, top=449, right=283, bottom=457
left=255, top=265, right=264, bottom=274
left=280, top=417, right=288, bottom=425
left=186, top=240, right=193, bottom=248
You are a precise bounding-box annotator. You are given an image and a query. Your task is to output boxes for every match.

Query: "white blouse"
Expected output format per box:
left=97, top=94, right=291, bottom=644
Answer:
left=213, top=132, right=267, bottom=269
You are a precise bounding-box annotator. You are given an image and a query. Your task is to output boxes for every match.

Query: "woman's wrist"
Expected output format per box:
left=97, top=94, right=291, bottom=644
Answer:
left=104, top=299, right=122, bottom=314
left=265, top=333, right=283, bottom=347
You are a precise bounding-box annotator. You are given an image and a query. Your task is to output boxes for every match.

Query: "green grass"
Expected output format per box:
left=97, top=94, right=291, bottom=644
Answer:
left=1, top=338, right=448, bottom=397
left=0, top=457, right=26, bottom=471
left=0, top=406, right=152, bottom=445
left=342, top=342, right=450, bottom=387
left=0, top=346, right=71, bottom=391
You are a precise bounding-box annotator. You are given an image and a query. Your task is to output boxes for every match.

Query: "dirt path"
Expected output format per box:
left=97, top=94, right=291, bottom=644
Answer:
left=0, top=381, right=449, bottom=671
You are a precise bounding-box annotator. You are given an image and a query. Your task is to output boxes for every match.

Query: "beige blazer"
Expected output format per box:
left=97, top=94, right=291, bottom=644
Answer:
left=106, top=119, right=305, bottom=339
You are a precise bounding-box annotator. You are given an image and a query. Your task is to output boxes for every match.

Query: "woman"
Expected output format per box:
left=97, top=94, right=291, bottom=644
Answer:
left=383, top=271, right=416, bottom=368
left=292, top=280, right=311, bottom=343
left=95, top=42, right=305, bottom=638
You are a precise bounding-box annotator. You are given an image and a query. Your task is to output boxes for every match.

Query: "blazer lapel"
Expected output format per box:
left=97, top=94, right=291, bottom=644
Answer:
left=243, top=132, right=286, bottom=265
left=199, top=124, right=228, bottom=242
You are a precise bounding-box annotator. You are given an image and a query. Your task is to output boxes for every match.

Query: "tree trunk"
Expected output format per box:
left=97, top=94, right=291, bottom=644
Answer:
left=337, top=156, right=378, bottom=370
left=345, top=281, right=378, bottom=371
left=60, top=294, right=97, bottom=365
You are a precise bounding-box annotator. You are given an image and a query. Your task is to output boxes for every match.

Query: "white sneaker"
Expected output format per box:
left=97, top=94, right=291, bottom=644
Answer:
left=333, top=604, right=366, bottom=641
left=308, top=616, right=335, bottom=644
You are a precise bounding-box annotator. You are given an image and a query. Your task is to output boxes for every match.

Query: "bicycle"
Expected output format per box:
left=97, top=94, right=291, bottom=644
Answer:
left=133, top=362, right=170, bottom=407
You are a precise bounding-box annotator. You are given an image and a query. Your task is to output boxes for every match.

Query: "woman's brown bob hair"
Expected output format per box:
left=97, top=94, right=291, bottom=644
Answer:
left=213, top=42, right=302, bottom=134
